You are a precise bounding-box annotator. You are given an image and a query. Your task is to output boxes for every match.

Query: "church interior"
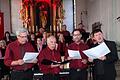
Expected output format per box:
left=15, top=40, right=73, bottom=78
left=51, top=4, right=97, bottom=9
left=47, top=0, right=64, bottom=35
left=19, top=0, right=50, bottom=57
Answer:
left=0, top=0, right=120, bottom=80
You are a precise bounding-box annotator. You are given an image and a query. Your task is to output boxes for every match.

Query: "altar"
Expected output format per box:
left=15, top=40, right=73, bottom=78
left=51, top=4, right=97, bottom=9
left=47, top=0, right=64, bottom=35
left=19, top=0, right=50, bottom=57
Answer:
left=20, top=0, right=64, bottom=33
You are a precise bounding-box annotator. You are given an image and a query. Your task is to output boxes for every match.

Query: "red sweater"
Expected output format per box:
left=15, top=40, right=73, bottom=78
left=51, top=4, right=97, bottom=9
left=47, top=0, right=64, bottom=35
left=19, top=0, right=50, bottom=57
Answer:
left=38, top=47, right=61, bottom=74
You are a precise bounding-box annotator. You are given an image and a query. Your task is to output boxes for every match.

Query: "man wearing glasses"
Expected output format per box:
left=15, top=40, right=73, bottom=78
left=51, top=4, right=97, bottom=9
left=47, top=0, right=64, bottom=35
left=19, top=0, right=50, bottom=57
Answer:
left=4, top=27, right=37, bottom=80
left=65, top=29, right=89, bottom=80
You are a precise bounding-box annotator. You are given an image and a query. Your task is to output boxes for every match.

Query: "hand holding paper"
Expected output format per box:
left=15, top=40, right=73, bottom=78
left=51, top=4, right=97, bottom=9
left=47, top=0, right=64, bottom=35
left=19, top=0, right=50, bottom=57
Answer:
left=68, top=50, right=81, bottom=59
left=23, top=52, right=39, bottom=63
left=98, top=56, right=106, bottom=61
left=83, top=42, right=110, bottom=59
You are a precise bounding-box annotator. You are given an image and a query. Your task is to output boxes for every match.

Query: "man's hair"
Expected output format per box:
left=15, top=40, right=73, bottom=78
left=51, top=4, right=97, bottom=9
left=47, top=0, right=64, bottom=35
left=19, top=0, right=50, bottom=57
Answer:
left=92, top=29, right=103, bottom=36
left=62, top=24, right=67, bottom=27
left=47, top=35, right=56, bottom=44
left=16, top=27, right=29, bottom=36
left=72, top=29, right=81, bottom=34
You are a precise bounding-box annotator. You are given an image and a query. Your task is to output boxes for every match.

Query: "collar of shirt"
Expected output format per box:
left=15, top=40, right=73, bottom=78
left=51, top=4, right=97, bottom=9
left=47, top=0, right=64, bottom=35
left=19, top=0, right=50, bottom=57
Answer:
left=46, top=46, right=56, bottom=53
left=16, top=40, right=26, bottom=46
left=74, top=42, right=84, bottom=46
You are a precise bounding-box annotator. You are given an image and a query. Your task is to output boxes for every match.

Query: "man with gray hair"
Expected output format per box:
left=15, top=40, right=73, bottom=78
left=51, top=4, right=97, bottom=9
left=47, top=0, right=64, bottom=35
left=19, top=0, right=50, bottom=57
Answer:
left=4, top=27, right=37, bottom=80
left=38, top=35, right=63, bottom=80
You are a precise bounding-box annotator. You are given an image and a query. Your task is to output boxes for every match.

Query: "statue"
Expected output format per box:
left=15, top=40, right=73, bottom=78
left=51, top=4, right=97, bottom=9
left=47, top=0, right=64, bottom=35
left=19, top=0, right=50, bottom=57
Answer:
left=39, top=11, right=47, bottom=28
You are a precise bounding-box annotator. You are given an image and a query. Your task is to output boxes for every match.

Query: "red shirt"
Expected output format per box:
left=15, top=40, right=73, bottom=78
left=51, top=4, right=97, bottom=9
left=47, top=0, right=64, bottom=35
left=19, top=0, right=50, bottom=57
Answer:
left=38, top=47, right=61, bottom=74
left=4, top=40, right=35, bottom=71
left=57, top=41, right=66, bottom=56
left=65, top=42, right=89, bottom=69
left=61, top=31, right=70, bottom=37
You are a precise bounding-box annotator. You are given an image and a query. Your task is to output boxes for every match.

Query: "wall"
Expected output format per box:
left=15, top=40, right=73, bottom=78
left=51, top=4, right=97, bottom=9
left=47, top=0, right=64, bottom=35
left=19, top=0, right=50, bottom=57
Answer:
left=87, top=0, right=120, bottom=43
left=0, top=0, right=11, bottom=33
left=76, top=0, right=88, bottom=31
left=87, top=0, right=113, bottom=39
left=63, top=0, right=88, bottom=33
left=87, top=0, right=101, bottom=32
left=63, top=0, right=73, bottom=33
left=0, top=0, right=23, bottom=34
left=115, top=0, right=120, bottom=44
left=11, top=0, right=23, bottom=34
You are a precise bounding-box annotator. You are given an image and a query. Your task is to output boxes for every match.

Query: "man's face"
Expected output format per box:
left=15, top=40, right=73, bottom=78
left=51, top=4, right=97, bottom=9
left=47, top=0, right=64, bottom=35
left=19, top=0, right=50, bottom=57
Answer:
left=62, top=26, right=66, bottom=31
left=93, top=32, right=104, bottom=43
left=17, top=32, right=28, bottom=44
left=73, top=31, right=82, bottom=43
left=30, top=34, right=35, bottom=39
left=47, top=37, right=56, bottom=50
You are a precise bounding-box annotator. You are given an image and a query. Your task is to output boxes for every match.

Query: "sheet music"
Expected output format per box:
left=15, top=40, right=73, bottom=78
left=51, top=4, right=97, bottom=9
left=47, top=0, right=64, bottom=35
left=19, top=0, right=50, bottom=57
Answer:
left=68, top=50, right=82, bottom=59
left=83, top=42, right=110, bottom=59
left=23, top=52, right=39, bottom=63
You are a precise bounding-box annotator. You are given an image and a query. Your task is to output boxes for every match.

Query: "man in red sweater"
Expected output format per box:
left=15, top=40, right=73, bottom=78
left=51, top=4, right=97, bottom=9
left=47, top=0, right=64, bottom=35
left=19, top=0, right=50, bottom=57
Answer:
left=4, top=27, right=37, bottom=80
left=65, top=29, right=89, bottom=80
left=38, top=35, right=63, bottom=80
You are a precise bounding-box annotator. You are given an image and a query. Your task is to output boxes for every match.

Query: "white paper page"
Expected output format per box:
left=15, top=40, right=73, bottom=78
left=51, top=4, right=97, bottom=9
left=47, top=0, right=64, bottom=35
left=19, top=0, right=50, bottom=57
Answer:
left=83, top=42, right=110, bottom=59
left=68, top=50, right=81, bottom=59
left=23, top=52, right=39, bottom=63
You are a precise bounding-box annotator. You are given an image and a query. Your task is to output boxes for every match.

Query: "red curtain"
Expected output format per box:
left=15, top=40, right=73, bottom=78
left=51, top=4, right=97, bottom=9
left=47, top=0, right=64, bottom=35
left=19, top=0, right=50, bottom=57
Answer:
left=0, top=12, right=4, bottom=40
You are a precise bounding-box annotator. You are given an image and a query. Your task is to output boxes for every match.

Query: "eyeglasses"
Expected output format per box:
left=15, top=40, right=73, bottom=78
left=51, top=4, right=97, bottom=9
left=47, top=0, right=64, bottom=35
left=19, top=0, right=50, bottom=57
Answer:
left=73, top=34, right=81, bottom=36
left=18, top=35, right=28, bottom=38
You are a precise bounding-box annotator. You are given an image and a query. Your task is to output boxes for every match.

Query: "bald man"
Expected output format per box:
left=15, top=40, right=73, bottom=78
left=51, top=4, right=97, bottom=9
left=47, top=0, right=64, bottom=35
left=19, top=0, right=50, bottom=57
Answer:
left=38, top=35, right=62, bottom=80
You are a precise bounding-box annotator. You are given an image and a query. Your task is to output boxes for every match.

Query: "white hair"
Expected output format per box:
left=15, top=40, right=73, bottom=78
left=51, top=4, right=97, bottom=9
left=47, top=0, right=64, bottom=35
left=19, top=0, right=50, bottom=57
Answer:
left=16, top=27, right=29, bottom=36
left=47, top=35, right=56, bottom=44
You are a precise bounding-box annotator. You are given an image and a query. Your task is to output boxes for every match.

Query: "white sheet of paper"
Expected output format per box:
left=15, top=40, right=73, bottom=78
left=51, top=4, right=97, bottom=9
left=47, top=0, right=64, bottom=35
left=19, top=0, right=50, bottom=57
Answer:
left=68, top=50, right=81, bottom=59
left=83, top=42, right=110, bottom=59
left=23, top=52, right=39, bottom=63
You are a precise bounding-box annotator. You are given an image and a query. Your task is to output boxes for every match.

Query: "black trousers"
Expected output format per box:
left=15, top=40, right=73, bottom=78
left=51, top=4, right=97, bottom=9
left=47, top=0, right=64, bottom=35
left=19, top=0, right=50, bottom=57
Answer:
left=0, top=70, right=2, bottom=79
left=94, top=74, right=116, bottom=80
left=11, top=69, right=33, bottom=80
left=43, top=74, right=60, bottom=80
left=69, top=69, right=88, bottom=80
